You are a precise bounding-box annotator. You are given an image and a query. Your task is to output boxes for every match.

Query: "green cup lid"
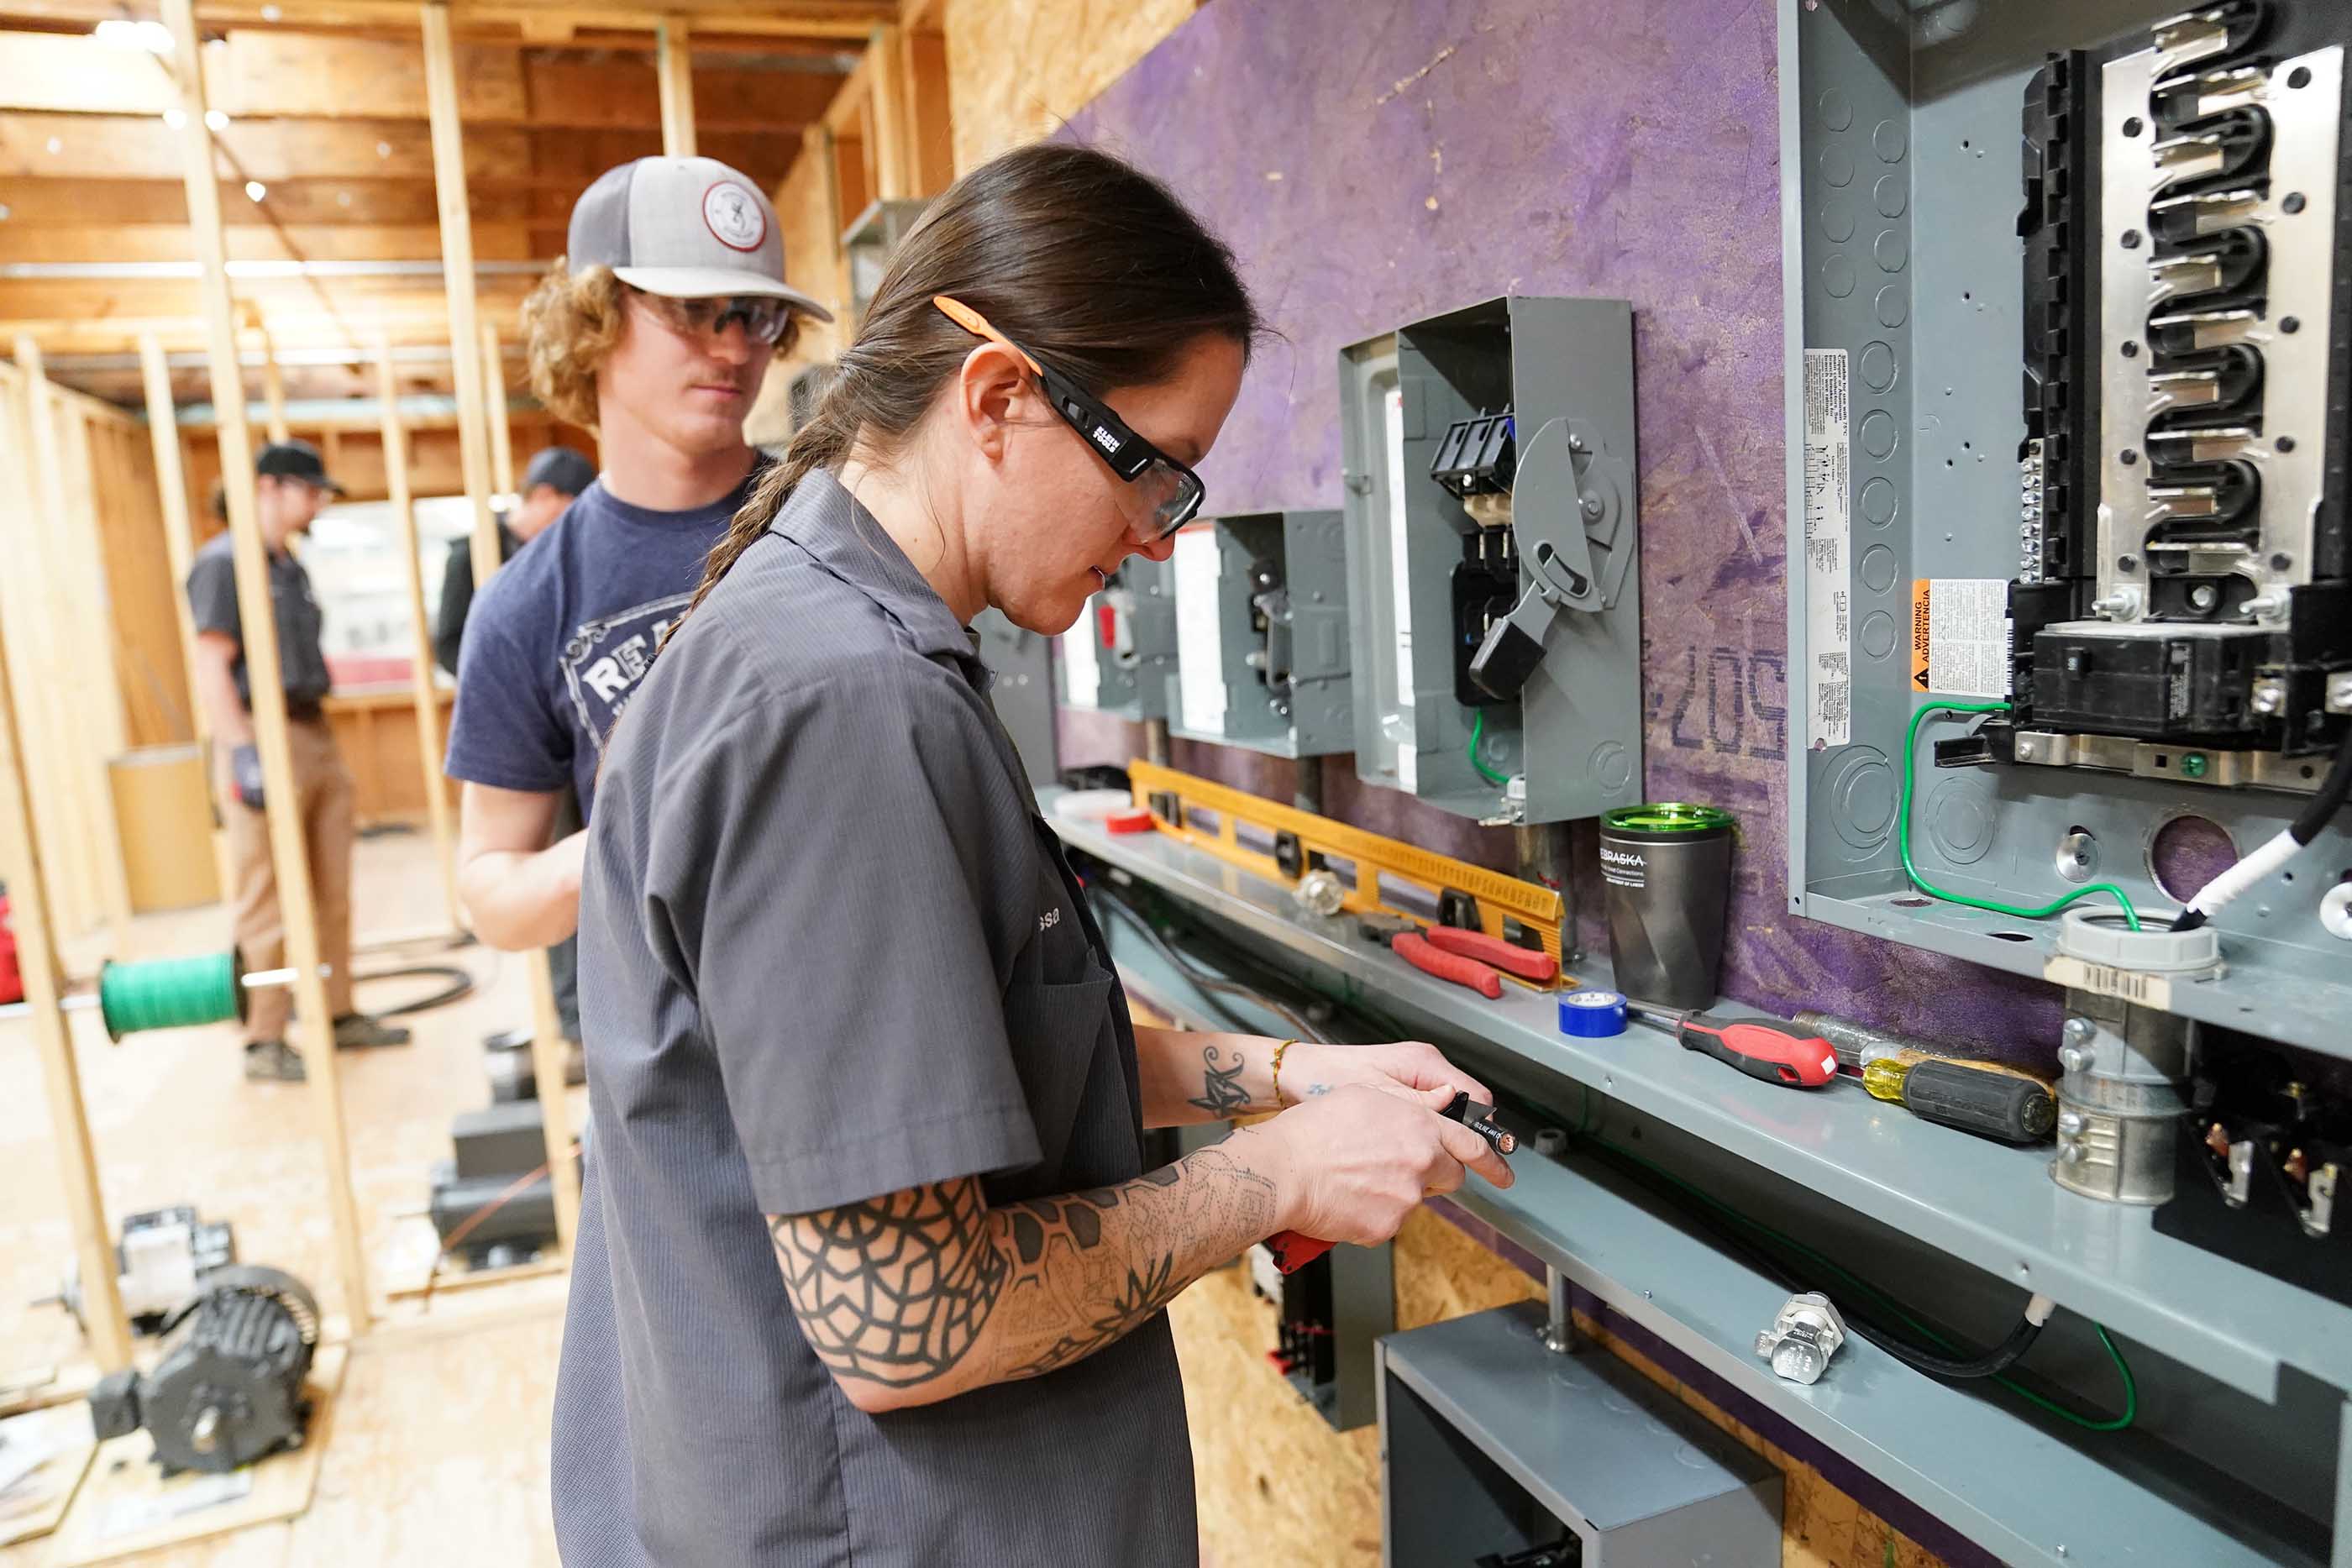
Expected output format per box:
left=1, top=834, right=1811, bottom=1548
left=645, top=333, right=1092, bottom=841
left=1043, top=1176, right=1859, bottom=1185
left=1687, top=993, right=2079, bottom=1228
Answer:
left=1603, top=802, right=1734, bottom=833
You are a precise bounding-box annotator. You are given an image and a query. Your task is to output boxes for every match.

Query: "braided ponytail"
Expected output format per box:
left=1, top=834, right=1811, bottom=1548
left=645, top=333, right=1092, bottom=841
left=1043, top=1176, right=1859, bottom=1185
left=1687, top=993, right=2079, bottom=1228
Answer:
left=674, top=392, right=856, bottom=636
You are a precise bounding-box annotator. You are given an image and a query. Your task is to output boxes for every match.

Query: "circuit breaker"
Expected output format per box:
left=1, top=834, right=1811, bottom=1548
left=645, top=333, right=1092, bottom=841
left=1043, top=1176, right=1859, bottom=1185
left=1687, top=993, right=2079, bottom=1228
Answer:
left=1056, top=559, right=1177, bottom=721
left=1166, top=510, right=1352, bottom=757
left=1338, top=296, right=1642, bottom=824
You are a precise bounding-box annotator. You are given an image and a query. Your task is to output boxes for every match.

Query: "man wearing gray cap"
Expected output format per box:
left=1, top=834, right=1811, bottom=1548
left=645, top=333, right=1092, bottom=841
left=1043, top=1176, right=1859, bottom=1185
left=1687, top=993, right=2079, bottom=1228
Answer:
left=444, top=156, right=830, bottom=958
left=434, top=444, right=596, bottom=679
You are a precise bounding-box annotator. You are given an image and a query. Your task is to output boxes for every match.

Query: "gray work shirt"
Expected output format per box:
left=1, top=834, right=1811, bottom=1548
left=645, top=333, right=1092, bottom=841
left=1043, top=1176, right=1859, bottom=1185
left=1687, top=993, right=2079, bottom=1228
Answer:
left=185, top=531, right=333, bottom=716
left=552, top=469, right=1196, bottom=1568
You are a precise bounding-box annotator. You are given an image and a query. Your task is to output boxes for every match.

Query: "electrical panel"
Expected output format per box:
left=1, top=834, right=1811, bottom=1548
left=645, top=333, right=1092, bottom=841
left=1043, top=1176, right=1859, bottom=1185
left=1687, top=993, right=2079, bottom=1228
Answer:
left=975, top=610, right=1057, bottom=788
left=1339, top=296, right=1642, bottom=825
left=1784, top=0, right=2352, bottom=1053
left=1165, top=510, right=1353, bottom=758
left=1056, top=559, right=1176, bottom=721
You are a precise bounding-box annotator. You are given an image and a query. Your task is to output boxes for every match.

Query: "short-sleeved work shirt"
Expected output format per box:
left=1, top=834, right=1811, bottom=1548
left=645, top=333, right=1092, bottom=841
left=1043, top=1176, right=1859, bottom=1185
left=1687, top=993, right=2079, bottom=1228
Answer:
left=185, top=531, right=333, bottom=716
left=551, top=469, right=1196, bottom=1568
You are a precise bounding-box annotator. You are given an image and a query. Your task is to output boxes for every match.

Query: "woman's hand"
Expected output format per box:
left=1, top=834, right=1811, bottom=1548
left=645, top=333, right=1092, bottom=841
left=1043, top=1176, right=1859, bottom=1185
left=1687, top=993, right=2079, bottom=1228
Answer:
left=1275, top=1039, right=1492, bottom=1109
left=1252, top=1083, right=1515, bottom=1245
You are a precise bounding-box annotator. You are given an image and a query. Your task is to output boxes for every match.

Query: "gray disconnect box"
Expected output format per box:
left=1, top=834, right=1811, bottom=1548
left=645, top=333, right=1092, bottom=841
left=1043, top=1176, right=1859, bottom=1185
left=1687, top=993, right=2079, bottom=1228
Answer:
left=1165, top=510, right=1353, bottom=757
left=1379, top=1303, right=1781, bottom=1567
left=1340, top=296, right=1643, bottom=826
left=1055, top=559, right=1176, bottom=722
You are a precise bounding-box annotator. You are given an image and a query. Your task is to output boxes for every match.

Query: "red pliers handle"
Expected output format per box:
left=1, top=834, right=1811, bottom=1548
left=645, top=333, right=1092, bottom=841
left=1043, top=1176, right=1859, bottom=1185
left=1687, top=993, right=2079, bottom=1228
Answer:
left=1390, top=933, right=1504, bottom=999
left=1420, top=927, right=1559, bottom=984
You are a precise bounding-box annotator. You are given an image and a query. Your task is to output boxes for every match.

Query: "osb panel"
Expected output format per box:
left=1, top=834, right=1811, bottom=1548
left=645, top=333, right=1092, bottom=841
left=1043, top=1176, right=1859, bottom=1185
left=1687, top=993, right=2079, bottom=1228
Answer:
left=943, top=0, right=1202, bottom=173
left=1168, top=1204, right=1951, bottom=1568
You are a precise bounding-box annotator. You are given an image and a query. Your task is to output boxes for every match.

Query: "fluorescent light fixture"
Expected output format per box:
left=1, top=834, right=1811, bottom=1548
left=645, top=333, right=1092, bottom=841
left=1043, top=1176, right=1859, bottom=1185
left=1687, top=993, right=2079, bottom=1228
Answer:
left=94, top=18, right=173, bottom=52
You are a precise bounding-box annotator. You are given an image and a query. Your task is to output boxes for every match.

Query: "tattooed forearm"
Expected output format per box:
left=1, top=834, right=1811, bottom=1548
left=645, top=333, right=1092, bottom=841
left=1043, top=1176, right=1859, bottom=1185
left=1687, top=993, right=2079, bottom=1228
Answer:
left=767, top=1137, right=1282, bottom=1410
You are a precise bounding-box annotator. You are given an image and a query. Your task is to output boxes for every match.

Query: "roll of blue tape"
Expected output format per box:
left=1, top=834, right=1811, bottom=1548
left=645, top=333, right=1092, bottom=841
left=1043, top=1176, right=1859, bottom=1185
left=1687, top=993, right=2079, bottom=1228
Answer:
left=1559, top=989, right=1629, bottom=1038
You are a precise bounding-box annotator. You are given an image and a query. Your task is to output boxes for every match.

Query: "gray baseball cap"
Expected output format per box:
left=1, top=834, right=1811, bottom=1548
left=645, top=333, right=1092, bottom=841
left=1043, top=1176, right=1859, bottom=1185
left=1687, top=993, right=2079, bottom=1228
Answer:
left=567, top=156, right=833, bottom=320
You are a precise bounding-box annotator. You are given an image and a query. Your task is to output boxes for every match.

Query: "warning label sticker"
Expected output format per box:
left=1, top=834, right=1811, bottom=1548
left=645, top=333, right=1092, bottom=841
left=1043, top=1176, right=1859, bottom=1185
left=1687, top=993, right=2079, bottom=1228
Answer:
left=1909, top=578, right=2012, bottom=699
left=1803, top=349, right=1852, bottom=749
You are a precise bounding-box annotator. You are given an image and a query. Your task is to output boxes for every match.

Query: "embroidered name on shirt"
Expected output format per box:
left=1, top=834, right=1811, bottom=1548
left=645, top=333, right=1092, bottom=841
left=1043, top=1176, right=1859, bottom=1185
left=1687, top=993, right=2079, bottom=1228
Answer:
left=1038, top=907, right=1061, bottom=933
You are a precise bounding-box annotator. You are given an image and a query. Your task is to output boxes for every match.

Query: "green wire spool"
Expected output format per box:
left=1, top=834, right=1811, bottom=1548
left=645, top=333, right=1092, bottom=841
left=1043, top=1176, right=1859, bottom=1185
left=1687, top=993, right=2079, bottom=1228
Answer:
left=97, top=949, right=246, bottom=1041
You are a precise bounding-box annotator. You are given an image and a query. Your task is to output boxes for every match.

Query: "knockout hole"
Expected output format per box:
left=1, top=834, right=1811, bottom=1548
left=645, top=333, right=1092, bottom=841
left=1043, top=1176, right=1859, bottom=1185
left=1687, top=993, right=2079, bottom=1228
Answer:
left=1989, top=931, right=2035, bottom=942
left=2123, top=116, right=2144, bottom=137
left=2288, top=66, right=2312, bottom=89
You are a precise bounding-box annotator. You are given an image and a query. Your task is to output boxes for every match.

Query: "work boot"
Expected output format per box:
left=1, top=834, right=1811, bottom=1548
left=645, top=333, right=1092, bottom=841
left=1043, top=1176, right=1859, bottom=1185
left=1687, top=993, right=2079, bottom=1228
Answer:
left=244, top=1041, right=306, bottom=1083
left=333, top=1013, right=412, bottom=1049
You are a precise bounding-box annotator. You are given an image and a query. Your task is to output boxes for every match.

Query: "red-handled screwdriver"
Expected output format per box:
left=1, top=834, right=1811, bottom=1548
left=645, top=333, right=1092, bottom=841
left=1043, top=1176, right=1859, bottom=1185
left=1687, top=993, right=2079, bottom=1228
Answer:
left=1628, top=1005, right=1840, bottom=1088
left=1266, top=1093, right=1515, bottom=1274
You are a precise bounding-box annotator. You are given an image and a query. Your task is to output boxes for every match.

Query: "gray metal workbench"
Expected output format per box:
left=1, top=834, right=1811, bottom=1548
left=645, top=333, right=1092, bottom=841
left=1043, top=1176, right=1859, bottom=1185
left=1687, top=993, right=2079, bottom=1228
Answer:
left=1049, top=793, right=2352, bottom=1568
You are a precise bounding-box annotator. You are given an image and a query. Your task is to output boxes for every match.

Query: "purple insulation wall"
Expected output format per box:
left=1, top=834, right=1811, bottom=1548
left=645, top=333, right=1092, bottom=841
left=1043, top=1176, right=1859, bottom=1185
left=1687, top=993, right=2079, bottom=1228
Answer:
left=1053, top=0, right=2060, bottom=1064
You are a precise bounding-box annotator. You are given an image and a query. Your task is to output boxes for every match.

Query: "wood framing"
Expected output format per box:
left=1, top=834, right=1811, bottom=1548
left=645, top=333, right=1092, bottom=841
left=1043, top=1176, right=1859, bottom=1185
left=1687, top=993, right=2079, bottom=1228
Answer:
left=657, top=14, right=697, bottom=158
left=481, top=323, right=516, bottom=494
left=0, top=606, right=133, bottom=1375
left=422, top=1, right=505, bottom=597
left=259, top=328, right=291, bottom=445
left=376, top=343, right=463, bottom=933
left=164, top=0, right=374, bottom=1336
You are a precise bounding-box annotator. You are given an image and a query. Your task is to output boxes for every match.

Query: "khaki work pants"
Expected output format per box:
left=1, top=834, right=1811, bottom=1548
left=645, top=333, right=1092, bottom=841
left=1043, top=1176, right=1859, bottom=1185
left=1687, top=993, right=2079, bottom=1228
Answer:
left=222, top=717, right=355, bottom=1046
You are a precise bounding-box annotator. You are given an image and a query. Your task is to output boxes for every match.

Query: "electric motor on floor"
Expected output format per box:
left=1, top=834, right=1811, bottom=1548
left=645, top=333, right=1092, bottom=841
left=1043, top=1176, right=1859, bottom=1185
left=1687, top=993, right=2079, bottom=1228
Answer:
left=87, top=1264, right=321, bottom=1475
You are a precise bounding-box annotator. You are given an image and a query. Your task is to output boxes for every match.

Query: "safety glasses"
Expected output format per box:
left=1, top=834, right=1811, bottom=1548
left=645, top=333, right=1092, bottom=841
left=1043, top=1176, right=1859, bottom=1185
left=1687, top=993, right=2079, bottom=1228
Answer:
left=627, top=286, right=801, bottom=348
left=933, top=295, right=1205, bottom=541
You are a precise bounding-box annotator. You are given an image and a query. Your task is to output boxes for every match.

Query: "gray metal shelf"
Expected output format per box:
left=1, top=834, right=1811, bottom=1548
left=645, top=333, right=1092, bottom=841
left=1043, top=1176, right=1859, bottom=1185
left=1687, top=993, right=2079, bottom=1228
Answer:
left=1050, top=800, right=2352, bottom=1404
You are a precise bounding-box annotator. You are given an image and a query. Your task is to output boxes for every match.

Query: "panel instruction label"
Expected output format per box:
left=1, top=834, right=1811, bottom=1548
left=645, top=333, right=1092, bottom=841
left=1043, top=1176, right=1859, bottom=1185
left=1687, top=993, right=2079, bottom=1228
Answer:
left=1383, top=384, right=1416, bottom=714
left=1803, top=349, right=1852, bottom=749
left=1172, top=526, right=1227, bottom=735
left=1909, top=578, right=2012, bottom=699
left=1058, top=613, right=1100, bottom=708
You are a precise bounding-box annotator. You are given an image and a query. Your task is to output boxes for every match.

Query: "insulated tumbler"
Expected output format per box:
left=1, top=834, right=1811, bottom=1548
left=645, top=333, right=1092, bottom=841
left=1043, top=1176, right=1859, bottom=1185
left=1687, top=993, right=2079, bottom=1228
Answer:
left=1599, top=803, right=1735, bottom=1010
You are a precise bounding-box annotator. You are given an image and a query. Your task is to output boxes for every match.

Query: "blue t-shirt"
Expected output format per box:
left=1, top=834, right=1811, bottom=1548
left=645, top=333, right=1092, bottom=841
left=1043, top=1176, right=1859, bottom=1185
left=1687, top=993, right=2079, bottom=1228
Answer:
left=444, top=471, right=754, bottom=819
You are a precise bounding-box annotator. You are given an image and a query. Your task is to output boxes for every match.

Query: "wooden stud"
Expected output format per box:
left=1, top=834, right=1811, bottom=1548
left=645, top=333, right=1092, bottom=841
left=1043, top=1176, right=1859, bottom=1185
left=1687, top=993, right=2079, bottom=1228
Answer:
left=422, top=2, right=505, bottom=601
left=259, top=327, right=293, bottom=446
left=656, top=15, right=696, bottom=158
left=13, top=338, right=136, bottom=952
left=0, top=560, right=133, bottom=1377
left=375, top=342, right=463, bottom=935
left=864, top=24, right=910, bottom=201
left=163, top=0, right=375, bottom=1336
left=427, top=0, right=582, bottom=1252
left=481, top=322, right=515, bottom=495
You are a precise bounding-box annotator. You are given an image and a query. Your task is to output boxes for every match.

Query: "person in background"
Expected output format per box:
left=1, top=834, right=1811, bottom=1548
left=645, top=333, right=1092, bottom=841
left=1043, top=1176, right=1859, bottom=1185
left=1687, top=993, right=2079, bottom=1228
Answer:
left=434, top=443, right=597, bottom=1072
left=433, top=444, right=597, bottom=679
left=444, top=155, right=830, bottom=963
left=186, top=440, right=412, bottom=1083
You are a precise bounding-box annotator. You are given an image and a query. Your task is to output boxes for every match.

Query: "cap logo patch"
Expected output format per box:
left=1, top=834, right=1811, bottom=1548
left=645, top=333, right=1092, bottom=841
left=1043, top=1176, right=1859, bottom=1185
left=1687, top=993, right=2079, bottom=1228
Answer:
left=702, top=181, right=766, bottom=252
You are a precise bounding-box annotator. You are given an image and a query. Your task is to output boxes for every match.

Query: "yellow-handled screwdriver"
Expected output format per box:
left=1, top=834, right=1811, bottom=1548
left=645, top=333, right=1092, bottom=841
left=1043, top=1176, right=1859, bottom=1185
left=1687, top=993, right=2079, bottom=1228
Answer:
left=1795, top=1011, right=2056, bottom=1146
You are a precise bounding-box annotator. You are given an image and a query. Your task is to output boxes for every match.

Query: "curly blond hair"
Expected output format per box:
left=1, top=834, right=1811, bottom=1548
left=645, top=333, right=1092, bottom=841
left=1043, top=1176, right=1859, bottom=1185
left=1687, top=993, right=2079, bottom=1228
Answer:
left=521, top=260, right=627, bottom=428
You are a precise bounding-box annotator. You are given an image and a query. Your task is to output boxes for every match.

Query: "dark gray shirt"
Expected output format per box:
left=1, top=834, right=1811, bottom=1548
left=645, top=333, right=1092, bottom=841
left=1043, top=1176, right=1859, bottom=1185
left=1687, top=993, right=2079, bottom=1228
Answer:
left=552, top=470, right=1195, bottom=1568
left=185, top=531, right=333, bottom=716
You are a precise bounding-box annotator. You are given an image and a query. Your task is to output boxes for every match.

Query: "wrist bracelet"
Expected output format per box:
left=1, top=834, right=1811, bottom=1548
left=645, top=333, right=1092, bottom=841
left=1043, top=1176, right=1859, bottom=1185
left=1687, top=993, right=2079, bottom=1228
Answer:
left=1269, top=1037, right=1298, bottom=1107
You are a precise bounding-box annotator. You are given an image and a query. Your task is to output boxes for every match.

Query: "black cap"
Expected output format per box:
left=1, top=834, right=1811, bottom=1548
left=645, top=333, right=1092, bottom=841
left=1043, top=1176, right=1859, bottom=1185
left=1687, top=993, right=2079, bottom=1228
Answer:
left=520, top=446, right=597, bottom=497
left=255, top=439, right=345, bottom=496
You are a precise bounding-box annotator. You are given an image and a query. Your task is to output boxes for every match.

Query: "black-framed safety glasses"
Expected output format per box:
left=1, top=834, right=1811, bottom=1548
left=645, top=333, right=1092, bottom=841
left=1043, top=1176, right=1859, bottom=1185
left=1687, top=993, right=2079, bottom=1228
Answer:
left=626, top=285, right=802, bottom=348
left=933, top=295, right=1205, bottom=540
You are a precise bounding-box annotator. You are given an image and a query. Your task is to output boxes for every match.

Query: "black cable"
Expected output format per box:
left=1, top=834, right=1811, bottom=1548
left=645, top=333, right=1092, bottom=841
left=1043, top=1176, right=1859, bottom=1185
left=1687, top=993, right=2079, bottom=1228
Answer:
left=1091, top=891, right=1329, bottom=1043
left=2175, top=721, right=2352, bottom=931
left=351, top=963, right=475, bottom=1017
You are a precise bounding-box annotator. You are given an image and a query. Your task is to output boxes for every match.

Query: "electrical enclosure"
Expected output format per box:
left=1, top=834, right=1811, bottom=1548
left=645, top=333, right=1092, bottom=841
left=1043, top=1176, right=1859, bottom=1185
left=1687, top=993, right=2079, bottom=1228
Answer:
left=1781, top=0, right=2352, bottom=1053
left=1165, top=510, right=1353, bottom=757
left=975, top=609, right=1058, bottom=788
left=1339, top=296, right=1643, bottom=825
left=1056, top=559, right=1177, bottom=722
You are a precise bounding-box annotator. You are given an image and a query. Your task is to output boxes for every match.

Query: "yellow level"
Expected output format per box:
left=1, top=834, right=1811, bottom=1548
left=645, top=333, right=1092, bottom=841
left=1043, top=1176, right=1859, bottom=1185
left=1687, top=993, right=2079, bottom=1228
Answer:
left=1123, top=759, right=1569, bottom=985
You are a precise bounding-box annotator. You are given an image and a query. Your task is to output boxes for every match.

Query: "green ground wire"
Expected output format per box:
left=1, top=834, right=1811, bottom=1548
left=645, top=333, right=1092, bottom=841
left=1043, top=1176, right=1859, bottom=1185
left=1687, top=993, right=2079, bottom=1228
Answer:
left=1467, top=709, right=1510, bottom=786
left=1901, top=700, right=2141, bottom=931
left=1572, top=1087, right=2136, bottom=1430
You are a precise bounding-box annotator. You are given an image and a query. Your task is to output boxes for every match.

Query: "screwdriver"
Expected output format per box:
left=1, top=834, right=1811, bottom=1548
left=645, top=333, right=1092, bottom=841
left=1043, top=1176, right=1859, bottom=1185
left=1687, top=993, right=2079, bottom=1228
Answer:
left=1626, top=1005, right=1840, bottom=1088
left=1795, top=1009, right=2057, bottom=1144
left=1265, top=1093, right=1515, bottom=1273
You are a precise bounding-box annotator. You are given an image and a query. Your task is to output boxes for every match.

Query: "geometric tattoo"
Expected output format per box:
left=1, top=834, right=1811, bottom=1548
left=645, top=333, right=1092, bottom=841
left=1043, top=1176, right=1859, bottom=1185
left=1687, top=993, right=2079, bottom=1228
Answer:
left=769, top=1183, right=1009, bottom=1384
left=769, top=1141, right=1278, bottom=1397
left=1184, top=1044, right=1252, bottom=1117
